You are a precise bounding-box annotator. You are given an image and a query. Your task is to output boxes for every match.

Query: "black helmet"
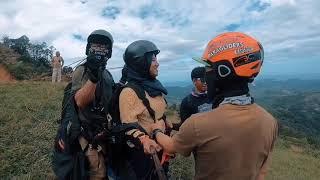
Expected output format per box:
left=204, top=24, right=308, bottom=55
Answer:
left=86, top=29, right=113, bottom=58
left=123, top=40, right=160, bottom=77
left=123, top=40, right=159, bottom=62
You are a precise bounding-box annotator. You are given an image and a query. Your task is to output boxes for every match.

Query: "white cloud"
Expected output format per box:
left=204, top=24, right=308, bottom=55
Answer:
left=0, top=0, right=319, bottom=81
left=268, top=0, right=297, bottom=6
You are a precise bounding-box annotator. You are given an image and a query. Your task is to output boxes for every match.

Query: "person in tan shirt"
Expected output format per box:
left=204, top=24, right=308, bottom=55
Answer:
left=151, top=32, right=278, bottom=180
left=51, top=51, right=64, bottom=82
left=119, top=40, right=172, bottom=179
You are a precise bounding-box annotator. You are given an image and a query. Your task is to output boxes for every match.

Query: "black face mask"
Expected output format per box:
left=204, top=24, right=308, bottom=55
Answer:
left=88, top=46, right=110, bottom=67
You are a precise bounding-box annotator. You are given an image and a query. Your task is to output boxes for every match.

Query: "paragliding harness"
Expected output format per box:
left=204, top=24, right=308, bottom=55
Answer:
left=52, top=64, right=114, bottom=179
left=107, top=81, right=169, bottom=180
left=52, top=82, right=88, bottom=180
left=52, top=80, right=169, bottom=179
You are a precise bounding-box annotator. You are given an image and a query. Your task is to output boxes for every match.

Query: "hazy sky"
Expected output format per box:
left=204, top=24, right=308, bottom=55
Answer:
left=0, top=0, right=319, bottom=82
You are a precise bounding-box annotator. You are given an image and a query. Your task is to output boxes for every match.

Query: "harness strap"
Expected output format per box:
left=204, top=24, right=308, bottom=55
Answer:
left=126, top=83, right=156, bottom=122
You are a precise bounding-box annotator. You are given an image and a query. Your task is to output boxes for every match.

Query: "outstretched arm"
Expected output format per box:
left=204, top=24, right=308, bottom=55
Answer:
left=152, top=118, right=197, bottom=156
left=154, top=130, right=176, bottom=154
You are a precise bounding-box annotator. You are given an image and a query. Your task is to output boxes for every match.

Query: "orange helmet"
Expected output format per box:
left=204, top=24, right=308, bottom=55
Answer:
left=193, top=32, right=264, bottom=80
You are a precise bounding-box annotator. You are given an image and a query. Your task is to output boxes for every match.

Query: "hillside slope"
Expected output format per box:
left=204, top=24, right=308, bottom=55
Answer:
left=0, top=45, right=19, bottom=82
left=0, top=82, right=320, bottom=179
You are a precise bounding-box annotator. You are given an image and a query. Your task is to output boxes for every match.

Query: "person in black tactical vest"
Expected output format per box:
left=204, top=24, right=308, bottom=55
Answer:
left=173, top=67, right=212, bottom=130
left=70, top=29, right=114, bottom=179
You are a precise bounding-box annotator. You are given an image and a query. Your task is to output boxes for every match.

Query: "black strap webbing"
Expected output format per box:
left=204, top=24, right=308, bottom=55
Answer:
left=126, top=83, right=156, bottom=122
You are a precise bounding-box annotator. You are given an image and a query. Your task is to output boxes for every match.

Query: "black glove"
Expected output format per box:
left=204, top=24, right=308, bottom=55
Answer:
left=86, top=55, right=104, bottom=83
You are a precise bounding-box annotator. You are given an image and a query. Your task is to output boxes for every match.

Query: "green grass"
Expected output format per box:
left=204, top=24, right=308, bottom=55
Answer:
left=168, top=139, right=320, bottom=180
left=0, top=82, right=64, bottom=179
left=267, top=145, right=320, bottom=180
left=0, top=82, right=320, bottom=179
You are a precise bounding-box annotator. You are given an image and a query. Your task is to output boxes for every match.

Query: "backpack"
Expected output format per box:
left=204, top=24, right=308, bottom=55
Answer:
left=52, top=82, right=88, bottom=180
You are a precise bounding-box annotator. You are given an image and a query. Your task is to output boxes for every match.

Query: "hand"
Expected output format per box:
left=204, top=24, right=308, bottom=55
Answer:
left=86, top=55, right=103, bottom=83
left=139, top=135, right=162, bottom=154
left=151, top=119, right=166, bottom=132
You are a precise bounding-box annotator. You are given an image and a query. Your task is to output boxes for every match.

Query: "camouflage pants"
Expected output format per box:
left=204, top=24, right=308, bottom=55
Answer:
left=79, top=137, right=107, bottom=180
left=52, top=67, right=61, bottom=82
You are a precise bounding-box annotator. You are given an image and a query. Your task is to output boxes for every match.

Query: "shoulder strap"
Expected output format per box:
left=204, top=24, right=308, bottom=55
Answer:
left=163, top=97, right=168, bottom=105
left=60, top=82, right=74, bottom=123
left=109, top=83, right=125, bottom=126
left=126, top=82, right=156, bottom=122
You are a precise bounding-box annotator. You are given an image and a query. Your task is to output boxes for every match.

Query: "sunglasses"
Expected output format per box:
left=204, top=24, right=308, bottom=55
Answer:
left=194, top=77, right=206, bottom=83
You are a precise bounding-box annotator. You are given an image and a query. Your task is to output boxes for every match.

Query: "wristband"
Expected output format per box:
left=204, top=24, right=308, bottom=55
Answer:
left=151, top=128, right=164, bottom=140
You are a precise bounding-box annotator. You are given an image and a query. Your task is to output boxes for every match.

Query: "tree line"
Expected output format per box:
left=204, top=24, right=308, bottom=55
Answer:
left=1, top=35, right=55, bottom=80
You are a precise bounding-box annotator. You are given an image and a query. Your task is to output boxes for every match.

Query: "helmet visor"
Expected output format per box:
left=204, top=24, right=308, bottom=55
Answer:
left=192, top=57, right=211, bottom=66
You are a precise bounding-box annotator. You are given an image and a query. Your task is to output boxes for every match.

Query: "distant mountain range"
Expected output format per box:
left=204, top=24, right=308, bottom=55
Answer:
left=165, top=78, right=320, bottom=140
left=165, top=78, right=320, bottom=102
left=163, top=73, right=320, bottom=87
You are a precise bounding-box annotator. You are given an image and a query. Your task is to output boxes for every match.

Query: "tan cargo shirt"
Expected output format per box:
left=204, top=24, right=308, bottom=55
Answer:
left=119, top=87, right=170, bottom=135
left=173, top=103, right=278, bottom=180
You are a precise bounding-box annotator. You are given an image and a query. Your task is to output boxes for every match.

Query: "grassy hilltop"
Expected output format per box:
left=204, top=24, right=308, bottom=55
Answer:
left=0, top=82, right=320, bottom=179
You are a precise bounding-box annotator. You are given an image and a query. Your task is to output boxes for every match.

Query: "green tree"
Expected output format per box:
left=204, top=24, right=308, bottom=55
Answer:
left=9, top=35, right=30, bottom=55
left=1, top=35, right=55, bottom=79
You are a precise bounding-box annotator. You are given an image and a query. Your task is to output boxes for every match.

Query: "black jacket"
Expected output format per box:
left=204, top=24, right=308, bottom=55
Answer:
left=173, top=92, right=212, bottom=130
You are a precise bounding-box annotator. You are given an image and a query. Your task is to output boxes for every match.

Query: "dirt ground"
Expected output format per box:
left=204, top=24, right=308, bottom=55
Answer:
left=0, top=64, right=15, bottom=83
